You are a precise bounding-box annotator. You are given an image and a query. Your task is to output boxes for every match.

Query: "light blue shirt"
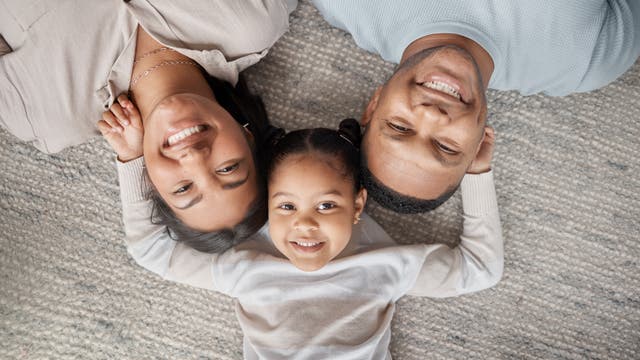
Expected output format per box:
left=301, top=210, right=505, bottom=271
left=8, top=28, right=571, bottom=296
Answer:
left=312, top=0, right=640, bottom=96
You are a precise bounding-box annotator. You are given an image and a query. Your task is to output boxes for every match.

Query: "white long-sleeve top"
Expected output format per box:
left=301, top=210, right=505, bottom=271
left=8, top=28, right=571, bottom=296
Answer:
left=117, top=158, right=503, bottom=360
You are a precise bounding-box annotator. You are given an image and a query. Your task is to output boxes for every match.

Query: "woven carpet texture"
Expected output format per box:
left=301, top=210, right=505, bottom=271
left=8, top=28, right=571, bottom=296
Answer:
left=1, top=2, right=639, bottom=359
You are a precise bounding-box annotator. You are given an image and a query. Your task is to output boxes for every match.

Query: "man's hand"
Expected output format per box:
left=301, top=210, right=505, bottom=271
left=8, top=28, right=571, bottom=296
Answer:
left=467, top=126, right=495, bottom=174
left=97, top=94, right=143, bottom=162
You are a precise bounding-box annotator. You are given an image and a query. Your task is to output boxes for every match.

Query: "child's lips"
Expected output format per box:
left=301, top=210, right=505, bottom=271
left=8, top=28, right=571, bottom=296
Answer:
left=290, top=240, right=325, bottom=253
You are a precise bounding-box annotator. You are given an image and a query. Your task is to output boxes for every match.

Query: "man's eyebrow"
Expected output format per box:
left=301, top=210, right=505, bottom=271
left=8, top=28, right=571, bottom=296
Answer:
left=431, top=148, right=462, bottom=167
left=174, top=194, right=203, bottom=210
left=382, top=132, right=405, bottom=142
left=222, top=172, right=250, bottom=190
left=381, top=131, right=461, bottom=168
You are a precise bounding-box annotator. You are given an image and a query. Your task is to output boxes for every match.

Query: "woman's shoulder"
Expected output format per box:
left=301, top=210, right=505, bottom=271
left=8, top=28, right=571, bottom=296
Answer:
left=128, top=0, right=293, bottom=56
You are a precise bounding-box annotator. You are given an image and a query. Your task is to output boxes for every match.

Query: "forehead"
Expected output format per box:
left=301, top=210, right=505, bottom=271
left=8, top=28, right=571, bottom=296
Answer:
left=269, top=154, right=354, bottom=193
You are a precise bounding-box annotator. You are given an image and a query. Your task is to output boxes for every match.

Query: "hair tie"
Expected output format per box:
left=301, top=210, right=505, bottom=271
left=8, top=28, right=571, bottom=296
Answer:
left=337, top=118, right=361, bottom=150
left=339, top=133, right=355, bottom=147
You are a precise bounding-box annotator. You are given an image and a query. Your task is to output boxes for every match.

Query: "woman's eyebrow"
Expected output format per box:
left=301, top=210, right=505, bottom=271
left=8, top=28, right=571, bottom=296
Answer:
left=222, top=172, right=250, bottom=190
left=174, top=194, right=203, bottom=210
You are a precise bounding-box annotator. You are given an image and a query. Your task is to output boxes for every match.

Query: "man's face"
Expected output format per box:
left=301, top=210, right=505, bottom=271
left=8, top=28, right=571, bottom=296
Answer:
left=361, top=45, right=487, bottom=200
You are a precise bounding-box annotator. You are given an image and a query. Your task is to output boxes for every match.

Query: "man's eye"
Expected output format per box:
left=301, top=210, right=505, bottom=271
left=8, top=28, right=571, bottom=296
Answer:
left=216, top=163, right=239, bottom=174
left=436, top=142, right=458, bottom=155
left=317, top=202, right=336, bottom=211
left=278, top=203, right=295, bottom=211
left=174, top=183, right=192, bottom=194
left=387, top=122, right=411, bottom=133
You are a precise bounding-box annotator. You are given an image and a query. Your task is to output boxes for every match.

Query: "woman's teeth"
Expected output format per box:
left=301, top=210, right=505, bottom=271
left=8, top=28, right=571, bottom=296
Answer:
left=420, top=81, right=461, bottom=100
left=294, top=241, right=321, bottom=247
left=167, top=125, right=206, bottom=146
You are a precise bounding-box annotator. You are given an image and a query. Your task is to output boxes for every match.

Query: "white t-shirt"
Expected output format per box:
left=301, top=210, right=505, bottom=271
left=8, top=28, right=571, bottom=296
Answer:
left=117, top=158, right=503, bottom=359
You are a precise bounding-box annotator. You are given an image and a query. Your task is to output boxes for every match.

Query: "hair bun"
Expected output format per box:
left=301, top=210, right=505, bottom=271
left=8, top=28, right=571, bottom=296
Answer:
left=338, top=118, right=361, bottom=149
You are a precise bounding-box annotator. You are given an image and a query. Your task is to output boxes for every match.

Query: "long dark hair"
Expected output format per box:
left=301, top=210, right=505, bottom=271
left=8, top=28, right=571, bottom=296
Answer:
left=145, top=74, right=276, bottom=253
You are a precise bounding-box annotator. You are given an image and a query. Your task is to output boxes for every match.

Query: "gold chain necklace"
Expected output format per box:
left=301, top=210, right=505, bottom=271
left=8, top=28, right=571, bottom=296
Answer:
left=133, top=46, right=173, bottom=63
left=130, top=59, right=199, bottom=88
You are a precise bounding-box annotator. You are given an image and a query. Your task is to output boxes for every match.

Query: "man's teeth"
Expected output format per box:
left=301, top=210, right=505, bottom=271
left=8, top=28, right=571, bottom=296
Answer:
left=421, top=81, right=461, bottom=100
left=294, top=241, right=320, bottom=247
left=167, top=125, right=206, bottom=146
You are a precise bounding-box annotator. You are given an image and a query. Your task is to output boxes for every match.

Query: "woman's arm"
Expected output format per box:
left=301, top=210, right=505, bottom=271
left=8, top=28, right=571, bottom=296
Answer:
left=101, top=97, right=221, bottom=291
left=117, top=158, right=221, bottom=291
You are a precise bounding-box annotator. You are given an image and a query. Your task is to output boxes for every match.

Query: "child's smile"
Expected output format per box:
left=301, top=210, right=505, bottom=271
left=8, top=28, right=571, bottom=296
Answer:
left=268, top=153, right=366, bottom=271
left=290, top=240, right=325, bottom=252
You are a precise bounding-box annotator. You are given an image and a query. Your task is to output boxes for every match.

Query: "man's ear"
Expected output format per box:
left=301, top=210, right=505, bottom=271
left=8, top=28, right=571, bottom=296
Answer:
left=361, top=86, right=383, bottom=127
left=473, top=126, right=488, bottom=157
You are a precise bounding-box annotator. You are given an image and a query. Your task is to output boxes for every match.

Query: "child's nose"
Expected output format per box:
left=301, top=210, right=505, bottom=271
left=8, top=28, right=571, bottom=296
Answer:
left=293, top=214, right=319, bottom=232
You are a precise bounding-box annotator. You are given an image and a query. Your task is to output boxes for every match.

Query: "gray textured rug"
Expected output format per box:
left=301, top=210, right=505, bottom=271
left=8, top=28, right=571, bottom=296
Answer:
left=1, top=2, right=639, bottom=359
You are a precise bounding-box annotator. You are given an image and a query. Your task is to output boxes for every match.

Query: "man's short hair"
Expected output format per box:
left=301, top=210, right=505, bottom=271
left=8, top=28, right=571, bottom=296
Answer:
left=360, top=157, right=458, bottom=214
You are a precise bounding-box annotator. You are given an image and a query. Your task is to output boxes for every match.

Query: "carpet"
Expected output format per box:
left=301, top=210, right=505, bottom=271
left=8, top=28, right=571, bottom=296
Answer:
left=1, top=1, right=639, bottom=359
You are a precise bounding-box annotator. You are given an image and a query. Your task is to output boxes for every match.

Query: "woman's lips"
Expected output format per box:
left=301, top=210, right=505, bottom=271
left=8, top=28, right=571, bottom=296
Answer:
left=167, top=125, right=207, bottom=146
left=162, top=127, right=211, bottom=154
left=162, top=119, right=209, bottom=146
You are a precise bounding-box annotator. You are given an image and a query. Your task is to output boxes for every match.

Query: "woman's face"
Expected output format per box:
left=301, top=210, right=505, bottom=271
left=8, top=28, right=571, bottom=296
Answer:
left=143, top=93, right=258, bottom=232
left=268, top=153, right=366, bottom=272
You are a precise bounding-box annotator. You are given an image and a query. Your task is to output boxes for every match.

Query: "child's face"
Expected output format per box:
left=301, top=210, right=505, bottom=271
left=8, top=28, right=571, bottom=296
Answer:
left=268, top=153, right=366, bottom=272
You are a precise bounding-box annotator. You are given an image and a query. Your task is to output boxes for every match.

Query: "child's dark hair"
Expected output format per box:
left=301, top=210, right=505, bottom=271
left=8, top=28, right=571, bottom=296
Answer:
left=268, top=119, right=362, bottom=192
left=144, top=74, right=275, bottom=253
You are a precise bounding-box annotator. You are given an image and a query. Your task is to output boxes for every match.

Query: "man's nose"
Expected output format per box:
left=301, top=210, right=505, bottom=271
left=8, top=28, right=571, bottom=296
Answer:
left=414, top=102, right=450, bottom=125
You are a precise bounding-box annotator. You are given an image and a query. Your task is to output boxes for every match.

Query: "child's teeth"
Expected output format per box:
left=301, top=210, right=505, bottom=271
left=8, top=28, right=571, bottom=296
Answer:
left=295, top=242, right=320, bottom=247
left=421, top=81, right=461, bottom=100
left=167, top=125, right=206, bottom=146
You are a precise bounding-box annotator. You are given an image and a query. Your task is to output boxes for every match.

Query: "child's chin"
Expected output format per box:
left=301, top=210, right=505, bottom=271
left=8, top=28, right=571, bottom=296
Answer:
left=292, top=260, right=327, bottom=272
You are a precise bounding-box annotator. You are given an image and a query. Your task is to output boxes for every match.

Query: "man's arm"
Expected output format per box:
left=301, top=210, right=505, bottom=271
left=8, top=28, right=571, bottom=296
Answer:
left=407, top=170, right=503, bottom=297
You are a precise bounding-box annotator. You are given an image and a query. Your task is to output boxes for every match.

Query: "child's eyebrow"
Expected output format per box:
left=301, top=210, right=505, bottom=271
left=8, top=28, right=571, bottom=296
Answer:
left=271, top=191, right=296, bottom=199
left=271, top=189, right=343, bottom=199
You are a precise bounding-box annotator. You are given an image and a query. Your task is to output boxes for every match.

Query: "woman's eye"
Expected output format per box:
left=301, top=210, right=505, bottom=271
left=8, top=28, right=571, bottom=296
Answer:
left=216, top=163, right=239, bottom=174
left=278, top=203, right=295, bottom=211
left=436, top=142, right=457, bottom=155
left=317, top=202, right=336, bottom=211
left=174, top=183, right=192, bottom=194
left=387, top=122, right=411, bottom=133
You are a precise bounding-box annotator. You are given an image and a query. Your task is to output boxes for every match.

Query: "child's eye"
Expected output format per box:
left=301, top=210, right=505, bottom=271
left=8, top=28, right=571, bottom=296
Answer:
left=317, top=202, right=337, bottom=211
left=173, top=183, right=192, bottom=194
left=278, top=203, right=295, bottom=211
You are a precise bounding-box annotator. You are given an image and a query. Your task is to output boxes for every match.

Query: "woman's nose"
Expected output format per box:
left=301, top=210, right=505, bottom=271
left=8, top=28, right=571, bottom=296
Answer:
left=178, top=145, right=210, bottom=164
